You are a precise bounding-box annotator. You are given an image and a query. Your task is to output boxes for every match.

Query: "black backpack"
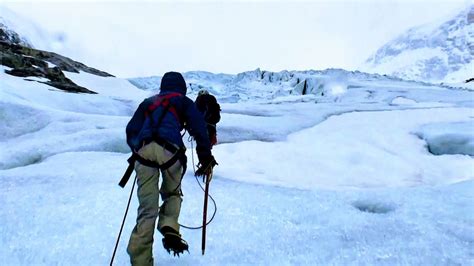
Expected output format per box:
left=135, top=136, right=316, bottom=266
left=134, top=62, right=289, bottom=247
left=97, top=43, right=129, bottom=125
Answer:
left=195, top=94, right=221, bottom=125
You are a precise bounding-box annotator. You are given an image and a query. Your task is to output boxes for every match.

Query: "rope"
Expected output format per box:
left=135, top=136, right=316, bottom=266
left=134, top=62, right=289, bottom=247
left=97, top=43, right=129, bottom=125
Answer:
left=110, top=174, right=137, bottom=266
left=110, top=136, right=216, bottom=265
left=179, top=136, right=217, bottom=230
left=111, top=135, right=216, bottom=264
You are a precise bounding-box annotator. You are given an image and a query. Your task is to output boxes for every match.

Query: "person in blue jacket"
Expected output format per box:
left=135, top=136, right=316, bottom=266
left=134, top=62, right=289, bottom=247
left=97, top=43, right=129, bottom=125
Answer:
left=125, top=71, right=217, bottom=265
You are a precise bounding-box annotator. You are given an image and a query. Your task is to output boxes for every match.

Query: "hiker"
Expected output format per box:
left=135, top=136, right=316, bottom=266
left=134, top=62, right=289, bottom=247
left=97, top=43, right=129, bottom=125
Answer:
left=195, top=89, right=221, bottom=147
left=125, top=71, right=217, bottom=265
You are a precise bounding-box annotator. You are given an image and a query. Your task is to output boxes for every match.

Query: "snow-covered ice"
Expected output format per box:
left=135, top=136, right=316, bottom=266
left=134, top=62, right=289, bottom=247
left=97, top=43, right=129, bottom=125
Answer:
left=416, top=121, right=474, bottom=156
left=1, top=66, right=473, bottom=265
left=215, top=107, right=473, bottom=189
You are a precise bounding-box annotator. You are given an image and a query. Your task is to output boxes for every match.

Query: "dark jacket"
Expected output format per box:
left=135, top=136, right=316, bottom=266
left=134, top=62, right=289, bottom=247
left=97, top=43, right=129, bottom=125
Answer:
left=195, top=93, right=221, bottom=143
left=195, top=94, right=221, bottom=125
left=126, top=72, right=212, bottom=161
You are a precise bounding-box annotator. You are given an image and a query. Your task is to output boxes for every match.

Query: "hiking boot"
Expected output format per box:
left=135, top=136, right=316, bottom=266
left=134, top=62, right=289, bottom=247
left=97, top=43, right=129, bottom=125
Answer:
left=160, top=226, right=189, bottom=256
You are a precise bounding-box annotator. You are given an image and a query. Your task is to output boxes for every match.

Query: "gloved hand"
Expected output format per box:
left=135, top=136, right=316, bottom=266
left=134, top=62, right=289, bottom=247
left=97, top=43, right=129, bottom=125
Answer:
left=195, top=155, right=218, bottom=178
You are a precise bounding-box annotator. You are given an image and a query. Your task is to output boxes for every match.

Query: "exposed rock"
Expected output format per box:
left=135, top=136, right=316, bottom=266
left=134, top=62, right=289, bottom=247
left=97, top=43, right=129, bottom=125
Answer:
left=1, top=18, right=115, bottom=94
left=40, top=81, right=96, bottom=94
left=5, top=66, right=45, bottom=78
left=0, top=22, right=32, bottom=47
left=1, top=50, right=47, bottom=69
left=0, top=41, right=112, bottom=94
left=1, top=41, right=113, bottom=77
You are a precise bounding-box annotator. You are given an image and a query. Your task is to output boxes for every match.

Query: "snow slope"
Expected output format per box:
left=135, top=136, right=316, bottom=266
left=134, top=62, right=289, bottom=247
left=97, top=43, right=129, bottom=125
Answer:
left=0, top=66, right=148, bottom=170
left=364, top=5, right=474, bottom=83
left=1, top=66, right=473, bottom=265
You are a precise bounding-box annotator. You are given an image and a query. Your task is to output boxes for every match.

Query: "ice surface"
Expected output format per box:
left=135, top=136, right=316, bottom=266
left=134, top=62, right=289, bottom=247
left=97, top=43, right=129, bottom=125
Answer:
left=0, top=67, right=143, bottom=169
left=64, top=71, right=149, bottom=101
left=391, top=96, right=417, bottom=105
left=1, top=66, right=473, bottom=265
left=416, top=121, right=474, bottom=156
left=1, top=152, right=473, bottom=265
left=214, top=108, right=473, bottom=189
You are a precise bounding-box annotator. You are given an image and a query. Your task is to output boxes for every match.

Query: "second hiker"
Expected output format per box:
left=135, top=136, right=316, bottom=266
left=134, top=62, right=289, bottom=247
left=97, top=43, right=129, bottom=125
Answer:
left=195, top=89, right=221, bottom=147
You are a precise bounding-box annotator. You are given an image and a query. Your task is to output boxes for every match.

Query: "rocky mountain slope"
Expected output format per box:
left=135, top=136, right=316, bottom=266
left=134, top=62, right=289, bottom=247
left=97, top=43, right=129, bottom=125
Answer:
left=0, top=14, right=113, bottom=93
left=364, top=5, right=473, bottom=83
left=0, top=18, right=31, bottom=47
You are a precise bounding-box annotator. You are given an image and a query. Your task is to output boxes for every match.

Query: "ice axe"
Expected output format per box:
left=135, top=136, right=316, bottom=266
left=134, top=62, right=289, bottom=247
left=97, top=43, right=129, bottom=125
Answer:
left=201, top=169, right=213, bottom=255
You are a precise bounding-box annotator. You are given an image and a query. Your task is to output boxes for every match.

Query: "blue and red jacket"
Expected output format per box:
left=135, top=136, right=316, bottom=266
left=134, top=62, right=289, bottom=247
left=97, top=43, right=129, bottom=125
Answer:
left=126, top=73, right=212, bottom=161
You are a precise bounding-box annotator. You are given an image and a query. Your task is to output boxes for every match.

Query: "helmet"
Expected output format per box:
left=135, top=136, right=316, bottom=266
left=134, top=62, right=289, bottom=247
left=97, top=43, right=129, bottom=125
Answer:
left=198, top=89, right=209, bottom=96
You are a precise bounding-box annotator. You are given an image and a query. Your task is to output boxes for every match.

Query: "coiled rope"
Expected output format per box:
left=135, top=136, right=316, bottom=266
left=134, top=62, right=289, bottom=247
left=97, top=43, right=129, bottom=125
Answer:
left=179, top=135, right=217, bottom=230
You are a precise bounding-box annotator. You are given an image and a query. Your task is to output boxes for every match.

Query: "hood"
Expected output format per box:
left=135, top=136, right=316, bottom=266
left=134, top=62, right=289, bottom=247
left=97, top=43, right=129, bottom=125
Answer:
left=160, top=71, right=187, bottom=95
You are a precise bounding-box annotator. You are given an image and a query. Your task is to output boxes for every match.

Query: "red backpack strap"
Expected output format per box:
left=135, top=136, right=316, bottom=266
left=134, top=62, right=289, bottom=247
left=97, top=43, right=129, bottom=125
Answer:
left=145, top=93, right=183, bottom=124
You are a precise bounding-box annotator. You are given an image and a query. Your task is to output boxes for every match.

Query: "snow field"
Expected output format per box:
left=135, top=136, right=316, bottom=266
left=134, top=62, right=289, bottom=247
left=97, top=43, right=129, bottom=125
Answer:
left=0, top=67, right=473, bottom=264
left=0, top=67, right=149, bottom=170
left=214, top=107, right=474, bottom=189
left=1, top=151, right=472, bottom=265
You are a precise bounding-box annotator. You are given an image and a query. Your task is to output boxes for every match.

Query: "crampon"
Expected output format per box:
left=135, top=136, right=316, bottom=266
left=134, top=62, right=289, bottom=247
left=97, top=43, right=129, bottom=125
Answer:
left=161, top=229, right=189, bottom=257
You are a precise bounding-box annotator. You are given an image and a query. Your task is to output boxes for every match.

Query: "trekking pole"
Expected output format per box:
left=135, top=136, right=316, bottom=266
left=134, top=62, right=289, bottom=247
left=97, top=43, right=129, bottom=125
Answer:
left=110, top=175, right=137, bottom=266
left=201, top=169, right=212, bottom=255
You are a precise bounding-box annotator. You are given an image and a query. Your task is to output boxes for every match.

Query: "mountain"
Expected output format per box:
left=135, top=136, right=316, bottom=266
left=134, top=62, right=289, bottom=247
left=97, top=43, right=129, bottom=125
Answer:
left=0, top=17, right=32, bottom=47
left=364, top=5, right=473, bottom=83
left=0, top=8, right=115, bottom=93
left=0, top=5, right=63, bottom=51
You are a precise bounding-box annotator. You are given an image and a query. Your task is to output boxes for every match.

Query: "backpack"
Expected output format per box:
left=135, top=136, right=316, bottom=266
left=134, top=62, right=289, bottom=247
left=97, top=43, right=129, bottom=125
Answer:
left=195, top=94, right=221, bottom=125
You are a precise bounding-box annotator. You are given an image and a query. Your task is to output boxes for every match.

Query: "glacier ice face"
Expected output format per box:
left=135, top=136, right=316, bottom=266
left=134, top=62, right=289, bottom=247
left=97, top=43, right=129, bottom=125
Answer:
left=129, top=67, right=466, bottom=105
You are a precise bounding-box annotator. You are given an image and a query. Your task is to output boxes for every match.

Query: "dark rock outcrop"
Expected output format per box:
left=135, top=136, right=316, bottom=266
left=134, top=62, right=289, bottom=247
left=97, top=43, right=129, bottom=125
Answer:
left=1, top=34, right=114, bottom=93
left=0, top=22, right=32, bottom=47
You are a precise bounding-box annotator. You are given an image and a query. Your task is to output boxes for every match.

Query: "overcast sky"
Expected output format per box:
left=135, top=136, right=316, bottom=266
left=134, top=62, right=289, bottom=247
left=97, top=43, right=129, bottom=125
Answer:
left=1, top=0, right=471, bottom=78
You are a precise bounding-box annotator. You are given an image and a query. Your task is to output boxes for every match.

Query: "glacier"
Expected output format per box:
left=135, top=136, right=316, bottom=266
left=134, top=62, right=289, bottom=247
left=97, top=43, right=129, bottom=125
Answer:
left=1, top=64, right=473, bottom=265
left=1, top=3, right=473, bottom=265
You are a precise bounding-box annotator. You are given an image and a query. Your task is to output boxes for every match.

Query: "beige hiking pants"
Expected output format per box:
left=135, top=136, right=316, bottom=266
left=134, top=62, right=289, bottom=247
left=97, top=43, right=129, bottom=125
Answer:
left=127, top=142, right=184, bottom=266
